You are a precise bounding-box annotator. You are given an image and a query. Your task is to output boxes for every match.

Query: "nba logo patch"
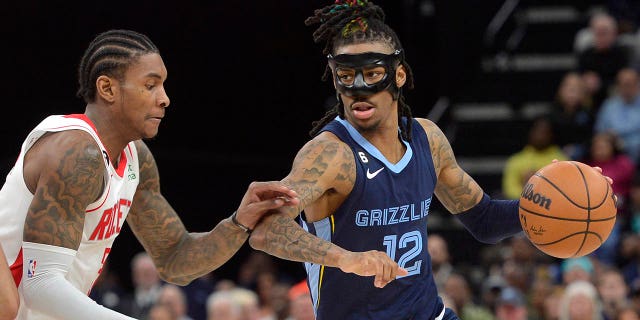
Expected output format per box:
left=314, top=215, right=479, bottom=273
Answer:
left=27, top=259, right=37, bottom=278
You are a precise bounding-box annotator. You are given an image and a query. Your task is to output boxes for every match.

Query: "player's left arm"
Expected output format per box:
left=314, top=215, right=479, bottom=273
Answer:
left=417, top=118, right=522, bottom=244
left=126, top=140, right=298, bottom=285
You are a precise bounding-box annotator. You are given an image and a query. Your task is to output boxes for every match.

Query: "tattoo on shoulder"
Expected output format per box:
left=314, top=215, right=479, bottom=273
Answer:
left=287, top=138, right=355, bottom=208
left=24, top=140, right=104, bottom=249
left=423, top=120, right=455, bottom=175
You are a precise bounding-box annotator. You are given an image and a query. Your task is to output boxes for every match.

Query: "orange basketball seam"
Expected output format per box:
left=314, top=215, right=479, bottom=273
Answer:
left=518, top=205, right=616, bottom=222
left=531, top=230, right=604, bottom=246
left=533, top=172, right=610, bottom=210
left=573, top=162, right=590, bottom=259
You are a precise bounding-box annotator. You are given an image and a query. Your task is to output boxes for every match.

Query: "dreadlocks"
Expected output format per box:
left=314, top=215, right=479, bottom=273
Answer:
left=306, top=0, right=416, bottom=141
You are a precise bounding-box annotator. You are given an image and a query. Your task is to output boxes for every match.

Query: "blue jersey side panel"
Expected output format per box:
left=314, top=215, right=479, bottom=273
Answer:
left=303, top=117, right=444, bottom=320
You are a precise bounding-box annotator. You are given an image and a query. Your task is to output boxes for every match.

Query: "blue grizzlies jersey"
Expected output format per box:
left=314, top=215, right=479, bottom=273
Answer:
left=301, top=117, right=444, bottom=320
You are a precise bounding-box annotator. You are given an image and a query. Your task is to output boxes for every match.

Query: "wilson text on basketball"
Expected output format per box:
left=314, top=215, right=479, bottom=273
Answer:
left=521, top=183, right=552, bottom=210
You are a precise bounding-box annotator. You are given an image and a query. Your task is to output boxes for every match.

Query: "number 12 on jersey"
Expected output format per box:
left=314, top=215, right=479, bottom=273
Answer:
left=383, top=230, right=423, bottom=278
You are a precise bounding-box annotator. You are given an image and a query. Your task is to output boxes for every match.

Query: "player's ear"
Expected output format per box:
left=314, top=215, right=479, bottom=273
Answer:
left=96, top=75, right=117, bottom=103
left=396, top=65, right=407, bottom=88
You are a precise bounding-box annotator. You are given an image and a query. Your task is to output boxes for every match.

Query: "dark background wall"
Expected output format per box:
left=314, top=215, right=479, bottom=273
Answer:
left=0, top=0, right=503, bottom=290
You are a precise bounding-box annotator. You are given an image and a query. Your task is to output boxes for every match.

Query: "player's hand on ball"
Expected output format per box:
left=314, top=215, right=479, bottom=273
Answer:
left=553, top=159, right=617, bottom=205
left=235, top=181, right=300, bottom=230
left=338, top=250, right=408, bottom=288
left=551, top=159, right=618, bottom=204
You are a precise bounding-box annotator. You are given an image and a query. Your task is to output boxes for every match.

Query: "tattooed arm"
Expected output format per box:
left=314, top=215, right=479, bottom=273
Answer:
left=127, top=140, right=298, bottom=285
left=23, top=131, right=104, bottom=249
left=417, top=118, right=485, bottom=213
left=419, top=118, right=523, bottom=243
left=249, top=133, right=407, bottom=288
left=21, top=130, right=135, bottom=319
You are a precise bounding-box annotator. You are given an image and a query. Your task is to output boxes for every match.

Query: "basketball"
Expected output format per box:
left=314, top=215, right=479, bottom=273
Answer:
left=518, top=160, right=617, bottom=258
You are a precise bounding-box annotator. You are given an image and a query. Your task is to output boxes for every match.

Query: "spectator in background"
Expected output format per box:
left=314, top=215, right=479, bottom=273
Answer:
left=156, top=284, right=193, bottom=320
left=494, top=286, right=528, bottom=320
left=228, top=287, right=261, bottom=320
left=615, top=305, right=640, bottom=320
left=584, top=131, right=636, bottom=265
left=89, top=260, right=126, bottom=313
left=561, top=257, right=595, bottom=286
left=629, top=175, right=640, bottom=234
left=558, top=280, right=605, bottom=320
left=595, top=68, right=640, bottom=164
left=119, top=252, right=164, bottom=319
left=528, top=276, right=558, bottom=320
left=549, top=71, right=595, bottom=160
left=577, top=12, right=632, bottom=109
left=585, top=132, right=635, bottom=208
left=481, top=275, right=507, bottom=315
left=542, top=287, right=564, bottom=320
left=427, top=233, right=454, bottom=293
left=148, top=303, right=178, bottom=320
left=206, top=290, right=242, bottom=320
left=622, top=234, right=640, bottom=293
left=502, top=116, right=568, bottom=199
left=597, top=267, right=632, bottom=320
left=286, top=280, right=314, bottom=320
left=443, top=273, right=496, bottom=320
left=181, top=273, right=215, bottom=320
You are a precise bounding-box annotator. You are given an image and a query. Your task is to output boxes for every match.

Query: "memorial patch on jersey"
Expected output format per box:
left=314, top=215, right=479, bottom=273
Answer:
left=27, top=259, right=37, bottom=278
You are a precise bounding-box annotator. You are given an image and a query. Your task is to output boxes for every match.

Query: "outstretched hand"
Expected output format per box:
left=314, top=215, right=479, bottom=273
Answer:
left=339, top=250, right=408, bottom=288
left=235, top=181, right=300, bottom=230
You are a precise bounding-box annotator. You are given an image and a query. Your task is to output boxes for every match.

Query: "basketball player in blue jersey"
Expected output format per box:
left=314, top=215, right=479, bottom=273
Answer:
left=247, top=1, right=616, bottom=319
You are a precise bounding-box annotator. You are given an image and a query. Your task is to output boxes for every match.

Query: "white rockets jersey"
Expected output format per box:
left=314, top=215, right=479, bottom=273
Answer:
left=0, top=114, right=140, bottom=319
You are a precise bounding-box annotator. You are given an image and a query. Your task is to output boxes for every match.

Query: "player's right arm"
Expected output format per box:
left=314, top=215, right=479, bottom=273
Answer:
left=21, top=130, right=135, bottom=319
left=248, top=132, right=407, bottom=288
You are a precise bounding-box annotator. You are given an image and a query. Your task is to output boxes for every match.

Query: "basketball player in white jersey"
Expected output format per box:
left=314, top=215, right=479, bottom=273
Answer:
left=0, top=29, right=300, bottom=320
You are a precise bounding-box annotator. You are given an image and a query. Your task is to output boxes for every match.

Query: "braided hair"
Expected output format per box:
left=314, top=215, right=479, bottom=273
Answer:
left=306, top=0, right=415, bottom=140
left=77, top=29, right=159, bottom=103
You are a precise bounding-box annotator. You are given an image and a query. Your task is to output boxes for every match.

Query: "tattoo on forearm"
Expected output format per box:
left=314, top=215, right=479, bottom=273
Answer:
left=426, top=121, right=482, bottom=213
left=263, top=215, right=333, bottom=265
left=129, top=141, right=250, bottom=284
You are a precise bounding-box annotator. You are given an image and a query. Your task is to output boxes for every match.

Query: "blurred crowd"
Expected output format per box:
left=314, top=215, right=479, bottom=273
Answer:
left=90, top=250, right=314, bottom=320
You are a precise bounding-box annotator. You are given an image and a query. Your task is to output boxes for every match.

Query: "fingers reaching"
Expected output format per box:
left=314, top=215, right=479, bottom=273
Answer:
left=247, top=181, right=300, bottom=206
left=341, top=251, right=407, bottom=288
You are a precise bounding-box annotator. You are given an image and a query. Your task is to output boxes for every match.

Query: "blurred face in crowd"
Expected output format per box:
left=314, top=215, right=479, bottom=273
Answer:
left=568, top=294, right=596, bottom=320
left=597, top=270, right=628, bottom=303
left=132, top=254, right=160, bottom=290
left=591, top=133, right=616, bottom=162
left=148, top=304, right=176, bottom=320
left=444, top=274, right=470, bottom=310
left=558, top=73, right=586, bottom=111
left=591, top=14, right=617, bottom=51
left=528, top=118, right=554, bottom=150
left=617, top=68, right=640, bottom=103
left=617, top=308, right=640, bottom=320
left=427, top=234, right=450, bottom=267
left=289, top=294, right=315, bottom=320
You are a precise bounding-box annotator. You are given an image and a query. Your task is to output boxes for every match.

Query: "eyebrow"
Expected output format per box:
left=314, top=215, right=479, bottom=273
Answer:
left=145, top=72, right=164, bottom=80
